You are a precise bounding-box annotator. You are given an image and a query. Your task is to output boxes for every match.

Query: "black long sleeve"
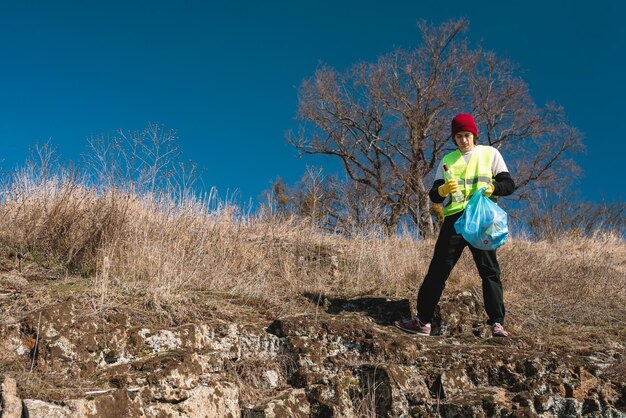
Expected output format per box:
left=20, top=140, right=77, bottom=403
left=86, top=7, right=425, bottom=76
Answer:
left=429, top=179, right=446, bottom=203
left=493, top=172, right=515, bottom=196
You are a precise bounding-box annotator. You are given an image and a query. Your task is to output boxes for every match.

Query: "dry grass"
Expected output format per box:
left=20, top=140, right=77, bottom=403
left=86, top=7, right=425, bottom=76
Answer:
left=502, top=232, right=626, bottom=333
left=1, top=168, right=624, bottom=407
left=0, top=171, right=624, bottom=338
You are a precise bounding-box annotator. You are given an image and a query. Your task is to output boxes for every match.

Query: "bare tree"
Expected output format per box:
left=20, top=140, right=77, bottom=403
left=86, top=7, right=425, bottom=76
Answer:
left=267, top=168, right=334, bottom=225
left=465, top=49, right=584, bottom=201
left=288, top=19, right=583, bottom=237
left=524, top=190, right=626, bottom=238
left=84, top=123, right=199, bottom=197
left=294, top=166, right=330, bottom=223
left=268, top=167, right=388, bottom=235
left=324, top=178, right=388, bottom=235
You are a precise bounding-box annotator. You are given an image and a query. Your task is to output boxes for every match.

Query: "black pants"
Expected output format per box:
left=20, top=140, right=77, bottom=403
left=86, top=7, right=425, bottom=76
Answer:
left=417, top=211, right=505, bottom=325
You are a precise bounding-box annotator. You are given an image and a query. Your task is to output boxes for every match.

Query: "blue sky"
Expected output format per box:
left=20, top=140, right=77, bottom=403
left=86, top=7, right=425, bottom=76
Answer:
left=1, top=1, right=624, bottom=205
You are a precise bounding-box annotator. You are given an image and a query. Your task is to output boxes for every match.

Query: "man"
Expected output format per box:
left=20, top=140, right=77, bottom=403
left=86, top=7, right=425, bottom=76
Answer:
left=394, top=113, right=515, bottom=337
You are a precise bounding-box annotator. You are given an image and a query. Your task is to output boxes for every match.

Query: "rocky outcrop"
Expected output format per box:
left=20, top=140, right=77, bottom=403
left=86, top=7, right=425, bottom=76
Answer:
left=265, top=294, right=625, bottom=417
left=1, top=291, right=624, bottom=417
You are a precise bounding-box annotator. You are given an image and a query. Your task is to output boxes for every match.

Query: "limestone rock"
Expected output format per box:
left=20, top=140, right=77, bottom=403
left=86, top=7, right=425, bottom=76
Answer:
left=22, top=399, right=72, bottom=418
left=1, top=377, right=22, bottom=418
left=146, top=381, right=240, bottom=418
left=245, top=388, right=310, bottom=417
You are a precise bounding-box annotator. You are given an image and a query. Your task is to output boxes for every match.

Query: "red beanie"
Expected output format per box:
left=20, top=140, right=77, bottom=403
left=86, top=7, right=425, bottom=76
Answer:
left=451, top=113, right=478, bottom=137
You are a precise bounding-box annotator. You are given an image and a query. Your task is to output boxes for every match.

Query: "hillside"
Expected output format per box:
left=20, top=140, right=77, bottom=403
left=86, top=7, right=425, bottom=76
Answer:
left=0, top=180, right=625, bottom=417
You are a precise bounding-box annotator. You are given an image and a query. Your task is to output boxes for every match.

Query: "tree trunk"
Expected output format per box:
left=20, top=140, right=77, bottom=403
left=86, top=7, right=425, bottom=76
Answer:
left=417, top=187, right=434, bottom=239
left=385, top=210, right=401, bottom=237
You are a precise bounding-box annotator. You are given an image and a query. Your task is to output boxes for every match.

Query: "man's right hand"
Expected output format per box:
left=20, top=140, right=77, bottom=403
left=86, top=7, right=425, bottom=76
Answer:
left=438, top=179, right=459, bottom=197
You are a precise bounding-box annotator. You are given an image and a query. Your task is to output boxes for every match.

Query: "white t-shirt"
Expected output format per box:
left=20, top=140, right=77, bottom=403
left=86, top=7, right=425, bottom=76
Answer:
left=434, top=145, right=508, bottom=181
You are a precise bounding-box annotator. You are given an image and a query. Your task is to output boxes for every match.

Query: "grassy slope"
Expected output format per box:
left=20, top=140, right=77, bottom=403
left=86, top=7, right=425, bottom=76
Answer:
left=0, top=176, right=624, bottom=401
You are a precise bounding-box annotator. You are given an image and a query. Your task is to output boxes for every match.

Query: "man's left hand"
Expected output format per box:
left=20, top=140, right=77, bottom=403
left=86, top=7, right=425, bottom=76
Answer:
left=483, top=184, right=495, bottom=197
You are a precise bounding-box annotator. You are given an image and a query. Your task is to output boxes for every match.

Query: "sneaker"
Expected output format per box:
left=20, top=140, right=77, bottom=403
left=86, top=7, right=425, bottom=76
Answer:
left=394, top=317, right=431, bottom=336
left=492, top=322, right=509, bottom=337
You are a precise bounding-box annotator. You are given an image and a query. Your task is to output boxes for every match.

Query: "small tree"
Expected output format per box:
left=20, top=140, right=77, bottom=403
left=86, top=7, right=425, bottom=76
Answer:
left=289, top=19, right=583, bottom=237
left=84, top=123, right=199, bottom=196
left=268, top=168, right=334, bottom=226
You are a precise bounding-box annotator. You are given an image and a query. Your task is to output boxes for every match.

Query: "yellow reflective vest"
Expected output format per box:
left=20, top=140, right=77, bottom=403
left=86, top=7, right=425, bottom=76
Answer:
left=441, top=145, right=495, bottom=218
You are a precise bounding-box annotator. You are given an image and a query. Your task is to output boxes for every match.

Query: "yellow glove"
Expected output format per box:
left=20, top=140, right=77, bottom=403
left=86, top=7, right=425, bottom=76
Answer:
left=438, top=179, right=459, bottom=197
left=483, top=183, right=495, bottom=197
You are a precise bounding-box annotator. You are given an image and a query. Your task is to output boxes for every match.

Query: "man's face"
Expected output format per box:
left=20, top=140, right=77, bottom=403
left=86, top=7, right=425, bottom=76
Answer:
left=454, top=131, right=475, bottom=152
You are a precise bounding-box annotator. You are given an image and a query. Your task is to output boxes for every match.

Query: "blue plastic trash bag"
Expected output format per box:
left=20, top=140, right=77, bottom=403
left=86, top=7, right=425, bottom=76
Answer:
left=454, top=187, right=508, bottom=250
